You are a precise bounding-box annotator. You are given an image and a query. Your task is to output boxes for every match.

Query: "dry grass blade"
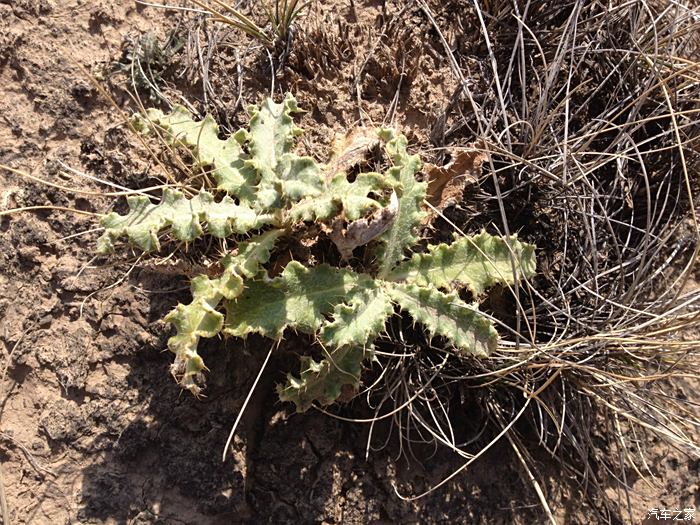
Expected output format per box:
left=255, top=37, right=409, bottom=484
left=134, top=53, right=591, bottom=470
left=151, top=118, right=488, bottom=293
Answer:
left=0, top=464, right=8, bottom=525
left=267, top=0, right=310, bottom=42
left=189, top=0, right=272, bottom=46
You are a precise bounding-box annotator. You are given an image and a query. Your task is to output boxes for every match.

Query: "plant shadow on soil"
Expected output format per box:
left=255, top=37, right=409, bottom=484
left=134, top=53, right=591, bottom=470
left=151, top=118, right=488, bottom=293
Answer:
left=71, top=278, right=546, bottom=524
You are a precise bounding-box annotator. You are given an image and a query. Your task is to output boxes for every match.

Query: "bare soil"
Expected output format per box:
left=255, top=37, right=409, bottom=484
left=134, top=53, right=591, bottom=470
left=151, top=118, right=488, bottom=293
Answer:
left=0, top=1, right=697, bottom=524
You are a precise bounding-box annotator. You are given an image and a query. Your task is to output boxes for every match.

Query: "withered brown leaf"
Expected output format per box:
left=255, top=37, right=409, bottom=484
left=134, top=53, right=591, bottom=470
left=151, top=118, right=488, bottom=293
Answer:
left=425, top=146, right=486, bottom=213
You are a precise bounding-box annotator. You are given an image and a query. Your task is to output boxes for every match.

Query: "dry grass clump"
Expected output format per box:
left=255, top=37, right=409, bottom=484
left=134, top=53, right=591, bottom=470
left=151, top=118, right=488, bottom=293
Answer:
left=347, top=0, right=700, bottom=521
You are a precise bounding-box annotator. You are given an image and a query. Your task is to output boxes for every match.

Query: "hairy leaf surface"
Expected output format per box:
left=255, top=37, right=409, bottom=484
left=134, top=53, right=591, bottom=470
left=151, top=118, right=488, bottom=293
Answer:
left=319, top=285, right=393, bottom=348
left=99, top=96, right=538, bottom=411
left=224, top=262, right=372, bottom=338
left=289, top=172, right=389, bottom=222
left=247, top=95, right=323, bottom=209
left=165, top=230, right=284, bottom=394
left=142, top=105, right=257, bottom=202
left=389, top=233, right=537, bottom=294
left=387, top=283, right=497, bottom=356
left=278, top=282, right=391, bottom=412
left=247, top=95, right=301, bottom=181
left=97, top=189, right=276, bottom=254
left=376, top=129, right=427, bottom=278
left=278, top=346, right=368, bottom=412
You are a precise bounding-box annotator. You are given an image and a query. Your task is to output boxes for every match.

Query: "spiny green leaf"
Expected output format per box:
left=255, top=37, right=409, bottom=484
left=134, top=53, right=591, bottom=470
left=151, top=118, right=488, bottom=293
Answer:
left=223, top=262, right=371, bottom=339
left=278, top=346, right=369, bottom=412
left=388, top=232, right=537, bottom=295
left=247, top=95, right=301, bottom=182
left=247, top=95, right=323, bottom=209
left=319, top=285, right=393, bottom=348
left=288, top=172, right=390, bottom=222
left=336, top=173, right=393, bottom=220
left=230, top=229, right=287, bottom=278
left=386, top=283, right=497, bottom=356
left=142, top=105, right=257, bottom=202
left=277, top=154, right=323, bottom=202
left=164, top=275, right=236, bottom=396
left=164, top=230, right=284, bottom=395
left=97, top=188, right=276, bottom=254
left=376, top=129, right=427, bottom=278
left=279, top=276, right=391, bottom=412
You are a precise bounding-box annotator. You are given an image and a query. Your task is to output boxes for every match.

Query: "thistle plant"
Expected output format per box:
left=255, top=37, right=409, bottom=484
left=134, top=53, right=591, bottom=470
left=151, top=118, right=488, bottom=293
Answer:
left=98, top=95, right=536, bottom=411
